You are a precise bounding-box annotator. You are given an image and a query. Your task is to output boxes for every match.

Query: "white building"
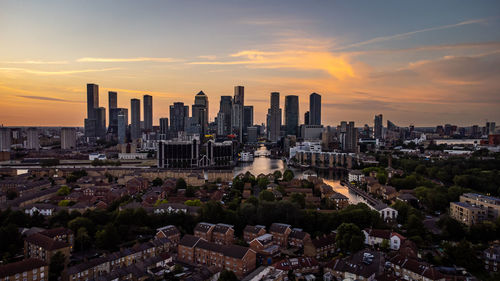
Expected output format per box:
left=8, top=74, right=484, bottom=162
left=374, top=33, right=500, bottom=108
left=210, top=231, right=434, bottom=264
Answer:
left=363, top=229, right=405, bottom=250
left=24, top=204, right=56, bottom=216
left=118, top=153, right=148, bottom=160
left=373, top=204, right=398, bottom=221
left=348, top=170, right=364, bottom=183
left=89, top=153, right=106, bottom=161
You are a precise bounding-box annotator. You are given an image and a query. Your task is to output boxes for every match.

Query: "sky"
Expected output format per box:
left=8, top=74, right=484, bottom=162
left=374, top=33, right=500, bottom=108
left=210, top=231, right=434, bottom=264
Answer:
left=1, top=0, right=500, bottom=127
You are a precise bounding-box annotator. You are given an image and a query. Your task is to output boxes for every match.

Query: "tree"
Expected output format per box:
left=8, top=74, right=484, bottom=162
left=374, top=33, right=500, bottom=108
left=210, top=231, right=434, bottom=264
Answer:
left=283, top=169, right=294, bottom=181
left=185, top=186, right=196, bottom=197
left=57, top=185, right=70, bottom=196
left=6, top=190, right=17, bottom=200
left=259, top=190, right=275, bottom=201
left=377, top=173, right=387, bottom=185
left=49, top=251, right=66, bottom=281
left=380, top=239, right=390, bottom=251
left=95, top=224, right=120, bottom=251
left=75, top=227, right=91, bottom=251
left=257, top=177, right=269, bottom=188
left=218, top=269, right=238, bottom=281
left=273, top=170, right=282, bottom=180
left=336, top=223, right=364, bottom=253
left=289, top=193, right=305, bottom=208
left=176, top=178, right=187, bottom=190
left=185, top=199, right=202, bottom=206
left=152, top=177, right=163, bottom=186
left=68, top=217, right=94, bottom=235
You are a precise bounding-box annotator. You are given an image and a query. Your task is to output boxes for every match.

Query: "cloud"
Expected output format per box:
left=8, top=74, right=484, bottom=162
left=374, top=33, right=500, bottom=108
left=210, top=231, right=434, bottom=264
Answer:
left=190, top=49, right=355, bottom=79
left=77, top=57, right=181, bottom=63
left=336, top=18, right=488, bottom=51
left=0, top=60, right=68, bottom=64
left=16, top=95, right=83, bottom=103
left=0, top=67, right=120, bottom=75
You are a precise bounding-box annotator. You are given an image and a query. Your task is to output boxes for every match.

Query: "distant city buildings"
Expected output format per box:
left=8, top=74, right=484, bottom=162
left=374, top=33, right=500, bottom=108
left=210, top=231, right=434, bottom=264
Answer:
left=285, top=95, right=299, bottom=136
left=232, top=86, right=244, bottom=142
left=130, top=98, right=141, bottom=140
left=60, top=127, right=76, bottom=150
left=374, top=114, right=383, bottom=139
left=26, top=127, right=39, bottom=150
left=0, top=127, right=11, bottom=152
left=143, top=94, right=153, bottom=131
left=169, top=102, right=189, bottom=136
left=309, top=93, right=321, bottom=126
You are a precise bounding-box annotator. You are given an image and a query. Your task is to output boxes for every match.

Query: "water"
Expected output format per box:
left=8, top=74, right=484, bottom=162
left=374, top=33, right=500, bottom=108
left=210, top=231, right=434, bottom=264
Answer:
left=233, top=146, right=366, bottom=204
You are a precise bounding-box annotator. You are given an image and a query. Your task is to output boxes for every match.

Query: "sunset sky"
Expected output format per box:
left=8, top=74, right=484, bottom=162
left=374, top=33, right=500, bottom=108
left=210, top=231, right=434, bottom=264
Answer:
left=1, top=0, right=499, bottom=127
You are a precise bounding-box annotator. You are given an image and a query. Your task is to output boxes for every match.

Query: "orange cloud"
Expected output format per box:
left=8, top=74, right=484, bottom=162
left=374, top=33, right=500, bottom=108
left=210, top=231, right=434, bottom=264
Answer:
left=77, top=57, right=181, bottom=63
left=0, top=67, right=120, bottom=75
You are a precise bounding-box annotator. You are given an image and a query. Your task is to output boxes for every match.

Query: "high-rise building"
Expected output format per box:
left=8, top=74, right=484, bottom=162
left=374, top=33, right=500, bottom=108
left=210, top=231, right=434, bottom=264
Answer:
left=285, top=95, right=299, bottom=136
left=117, top=109, right=128, bottom=144
left=96, top=107, right=106, bottom=138
left=309, top=93, right=321, bottom=125
left=143, top=95, right=153, bottom=131
left=85, top=83, right=99, bottom=139
left=233, top=86, right=244, bottom=142
left=0, top=127, right=11, bottom=152
left=340, top=121, right=358, bottom=153
left=304, top=111, right=310, bottom=125
left=61, top=127, right=77, bottom=150
left=160, top=118, right=169, bottom=140
left=130, top=99, right=141, bottom=140
left=243, top=106, right=254, bottom=130
left=486, top=122, right=496, bottom=135
left=170, top=102, right=189, bottom=135
left=374, top=114, right=383, bottom=139
left=269, top=92, right=281, bottom=142
left=247, top=126, right=258, bottom=143
left=26, top=128, right=39, bottom=150
left=219, top=96, right=232, bottom=135
left=192, top=91, right=208, bottom=136
left=108, top=91, right=117, bottom=128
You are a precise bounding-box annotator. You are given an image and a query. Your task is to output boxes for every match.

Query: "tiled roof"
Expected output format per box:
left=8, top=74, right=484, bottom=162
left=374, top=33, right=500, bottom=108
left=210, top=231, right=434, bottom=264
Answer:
left=194, top=222, right=215, bottom=233
left=269, top=223, right=291, bottom=234
left=312, top=233, right=336, bottom=248
left=25, top=233, right=69, bottom=250
left=0, top=259, right=47, bottom=278
left=179, top=234, right=201, bottom=248
left=39, top=227, right=73, bottom=238
left=244, top=225, right=266, bottom=234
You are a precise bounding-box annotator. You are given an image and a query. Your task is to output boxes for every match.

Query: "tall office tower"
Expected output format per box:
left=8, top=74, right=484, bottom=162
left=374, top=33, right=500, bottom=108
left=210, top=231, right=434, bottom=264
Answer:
left=219, top=96, right=232, bottom=135
left=304, top=111, right=310, bottom=125
left=216, top=112, right=225, bottom=136
left=342, top=121, right=357, bottom=153
left=269, top=92, right=281, bottom=142
left=170, top=102, right=189, bottom=135
left=108, top=91, right=117, bottom=128
left=285, top=95, right=299, bottom=136
left=486, top=122, right=496, bottom=135
left=85, top=83, right=99, bottom=138
left=192, top=91, right=209, bottom=135
left=374, top=114, right=383, bottom=139
left=130, top=99, right=141, bottom=140
left=159, top=118, right=169, bottom=140
left=309, top=92, right=321, bottom=125
left=26, top=128, right=39, bottom=150
left=243, top=106, right=254, bottom=130
left=143, top=95, right=153, bottom=131
left=117, top=110, right=128, bottom=144
left=96, top=107, right=106, bottom=138
left=233, top=86, right=244, bottom=142
left=0, top=127, right=11, bottom=152
left=61, top=127, right=77, bottom=150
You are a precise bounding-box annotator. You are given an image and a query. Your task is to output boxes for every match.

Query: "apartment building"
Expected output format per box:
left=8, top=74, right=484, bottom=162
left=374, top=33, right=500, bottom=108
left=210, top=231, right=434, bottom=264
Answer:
left=450, top=201, right=487, bottom=226
left=269, top=223, right=292, bottom=248
left=155, top=225, right=181, bottom=245
left=212, top=223, right=235, bottom=245
left=243, top=225, right=267, bottom=243
left=0, top=259, right=48, bottom=281
left=193, top=222, right=215, bottom=241
left=24, top=233, right=71, bottom=264
left=460, top=193, right=500, bottom=220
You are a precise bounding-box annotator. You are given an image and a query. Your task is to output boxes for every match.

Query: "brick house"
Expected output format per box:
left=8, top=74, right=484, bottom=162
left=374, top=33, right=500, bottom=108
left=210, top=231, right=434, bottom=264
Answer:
left=39, top=227, right=74, bottom=252
left=249, top=234, right=280, bottom=256
left=125, top=177, right=149, bottom=195
left=288, top=229, right=311, bottom=248
left=304, top=233, right=336, bottom=258
left=193, top=222, right=215, bottom=241
left=24, top=233, right=71, bottom=264
left=243, top=225, right=266, bottom=243
left=212, top=223, right=235, bottom=245
left=155, top=225, right=181, bottom=245
left=269, top=223, right=292, bottom=248
left=0, top=258, right=48, bottom=281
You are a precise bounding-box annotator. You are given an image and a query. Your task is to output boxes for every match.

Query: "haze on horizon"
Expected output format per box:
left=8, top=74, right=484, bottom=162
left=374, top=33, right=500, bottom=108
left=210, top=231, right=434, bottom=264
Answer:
left=1, top=0, right=499, bottom=127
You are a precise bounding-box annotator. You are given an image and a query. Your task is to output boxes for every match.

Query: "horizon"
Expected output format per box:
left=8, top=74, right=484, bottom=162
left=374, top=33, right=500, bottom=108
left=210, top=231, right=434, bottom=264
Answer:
left=1, top=0, right=500, bottom=127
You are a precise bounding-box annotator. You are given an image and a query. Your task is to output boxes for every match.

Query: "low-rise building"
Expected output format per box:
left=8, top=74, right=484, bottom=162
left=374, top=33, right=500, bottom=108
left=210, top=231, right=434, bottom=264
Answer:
left=24, top=233, right=71, bottom=264
left=460, top=193, right=500, bottom=221
left=482, top=244, right=500, bottom=272
left=450, top=201, right=487, bottom=226
left=325, top=250, right=383, bottom=281
left=155, top=225, right=181, bottom=245
left=304, top=233, right=336, bottom=258
left=249, top=234, right=280, bottom=256
left=363, top=229, right=405, bottom=250
left=194, top=222, right=215, bottom=241
left=348, top=170, right=364, bottom=183
left=212, top=223, right=235, bottom=245
left=269, top=223, right=292, bottom=248
left=288, top=228, right=311, bottom=248
left=0, top=258, right=48, bottom=281
left=243, top=225, right=267, bottom=243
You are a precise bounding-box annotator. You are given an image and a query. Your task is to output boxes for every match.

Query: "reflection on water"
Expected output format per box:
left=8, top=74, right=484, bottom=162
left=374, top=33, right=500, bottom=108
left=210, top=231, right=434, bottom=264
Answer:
left=233, top=157, right=284, bottom=176
left=322, top=179, right=367, bottom=205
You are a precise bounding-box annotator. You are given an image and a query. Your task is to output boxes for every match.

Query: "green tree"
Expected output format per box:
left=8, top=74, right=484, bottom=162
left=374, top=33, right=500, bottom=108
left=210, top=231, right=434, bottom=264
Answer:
left=218, top=269, right=238, bottom=281
left=246, top=196, right=259, bottom=206
left=185, top=186, right=196, bottom=197
left=283, top=169, right=295, bottom=181
left=49, top=251, right=66, bottom=281
left=273, top=170, right=282, bottom=180
left=68, top=217, right=94, bottom=234
left=152, top=177, right=164, bottom=186
left=95, top=224, right=120, bottom=251
left=377, top=173, right=387, bottom=185
left=176, top=178, right=187, bottom=190
left=289, top=193, right=305, bottom=208
left=259, top=190, right=275, bottom=201
left=336, top=223, right=364, bottom=253
left=185, top=199, right=202, bottom=206
left=57, top=185, right=70, bottom=196
left=75, top=227, right=91, bottom=251
left=257, top=177, right=270, bottom=188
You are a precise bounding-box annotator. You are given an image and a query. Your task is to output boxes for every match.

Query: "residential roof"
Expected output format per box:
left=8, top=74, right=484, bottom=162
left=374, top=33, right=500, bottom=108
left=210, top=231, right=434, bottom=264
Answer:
left=289, top=229, right=309, bottom=240
left=213, top=223, right=234, bottom=234
left=156, top=225, right=180, bottom=236
left=178, top=234, right=201, bottom=248
left=194, top=222, right=215, bottom=233
left=39, top=227, right=73, bottom=238
left=311, top=233, right=336, bottom=248
left=269, top=223, right=291, bottom=234
left=244, top=225, right=266, bottom=234
left=0, top=258, right=47, bottom=278
left=25, top=233, right=69, bottom=251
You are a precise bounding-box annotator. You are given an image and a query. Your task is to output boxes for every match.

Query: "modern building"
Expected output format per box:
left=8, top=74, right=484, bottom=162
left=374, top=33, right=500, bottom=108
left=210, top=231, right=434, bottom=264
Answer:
left=130, top=98, right=141, bottom=140
left=60, top=127, right=76, bottom=150
left=143, top=94, right=153, bottom=131
left=374, top=114, right=383, bottom=139
left=193, top=91, right=209, bottom=134
left=244, top=106, right=254, bottom=132
left=309, top=93, right=321, bottom=125
left=206, top=140, right=234, bottom=167
left=85, top=83, right=99, bottom=139
left=26, top=127, right=39, bottom=150
left=300, top=125, right=323, bottom=140
left=285, top=95, right=299, bottom=136
left=108, top=91, right=117, bottom=129
left=0, top=127, right=11, bottom=152
left=219, top=96, right=232, bottom=136
left=117, top=109, right=128, bottom=144
left=216, top=112, right=226, bottom=136
left=459, top=193, right=500, bottom=221
left=304, top=111, right=310, bottom=125
left=95, top=107, right=106, bottom=138
left=159, top=117, right=169, bottom=140
left=247, top=126, right=258, bottom=143
left=233, top=86, right=245, bottom=142
left=339, top=121, right=358, bottom=153
left=170, top=102, right=189, bottom=136
left=268, top=92, right=281, bottom=142
left=158, top=139, right=200, bottom=169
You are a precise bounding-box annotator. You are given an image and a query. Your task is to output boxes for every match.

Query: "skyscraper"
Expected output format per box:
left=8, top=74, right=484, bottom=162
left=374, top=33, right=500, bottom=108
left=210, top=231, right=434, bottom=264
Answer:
left=85, top=83, right=99, bottom=139
left=160, top=118, right=169, bottom=139
left=130, top=99, right=141, bottom=140
left=170, top=102, right=189, bottom=135
left=243, top=106, right=254, bottom=130
left=96, top=107, right=106, bottom=138
left=143, top=95, right=153, bottom=131
left=26, top=127, right=39, bottom=150
left=304, top=111, right=310, bottom=125
left=61, top=127, right=76, bottom=150
left=219, top=96, right=232, bottom=135
left=285, top=95, right=299, bottom=136
left=0, top=127, right=11, bottom=152
left=309, top=93, right=321, bottom=125
left=339, top=121, right=357, bottom=153
left=269, top=92, right=281, bottom=142
left=374, top=114, right=383, bottom=139
left=108, top=91, right=117, bottom=128
left=233, top=86, right=244, bottom=142
left=193, top=91, right=208, bottom=135
left=117, top=109, right=128, bottom=144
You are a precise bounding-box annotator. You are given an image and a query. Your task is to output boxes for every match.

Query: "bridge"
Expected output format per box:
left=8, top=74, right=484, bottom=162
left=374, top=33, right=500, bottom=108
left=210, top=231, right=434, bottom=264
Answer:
left=343, top=181, right=381, bottom=207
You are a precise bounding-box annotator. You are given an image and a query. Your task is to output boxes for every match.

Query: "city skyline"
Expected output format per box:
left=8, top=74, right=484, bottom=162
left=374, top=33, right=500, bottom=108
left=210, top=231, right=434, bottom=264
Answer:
left=1, top=0, right=500, bottom=127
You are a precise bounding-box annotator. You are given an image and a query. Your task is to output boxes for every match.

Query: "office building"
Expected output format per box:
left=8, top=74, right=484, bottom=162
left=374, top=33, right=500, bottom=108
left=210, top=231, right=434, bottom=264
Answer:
left=285, top=95, right=299, bottom=136
left=243, top=106, right=254, bottom=132
left=304, top=111, right=310, bottom=125
left=170, top=102, right=189, bottom=136
left=339, top=121, right=357, bottom=153
left=268, top=92, right=281, bottom=142
left=309, top=93, right=321, bottom=125
left=193, top=91, right=209, bottom=133
left=85, top=83, right=99, bottom=138
left=26, top=128, right=39, bottom=150
left=374, top=114, right=383, bottom=139
left=61, top=127, right=76, bottom=150
left=207, top=140, right=234, bottom=167
left=247, top=126, right=258, bottom=143
left=160, top=118, right=169, bottom=140
left=96, top=107, right=106, bottom=138
left=233, top=86, right=244, bottom=142
left=117, top=109, right=128, bottom=144
left=158, top=139, right=200, bottom=168
left=108, top=91, right=117, bottom=128
left=143, top=95, right=153, bottom=131
left=219, top=96, right=232, bottom=135
left=301, top=125, right=323, bottom=140
left=130, top=99, right=141, bottom=140
left=216, top=112, right=226, bottom=136
left=0, top=127, right=11, bottom=152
